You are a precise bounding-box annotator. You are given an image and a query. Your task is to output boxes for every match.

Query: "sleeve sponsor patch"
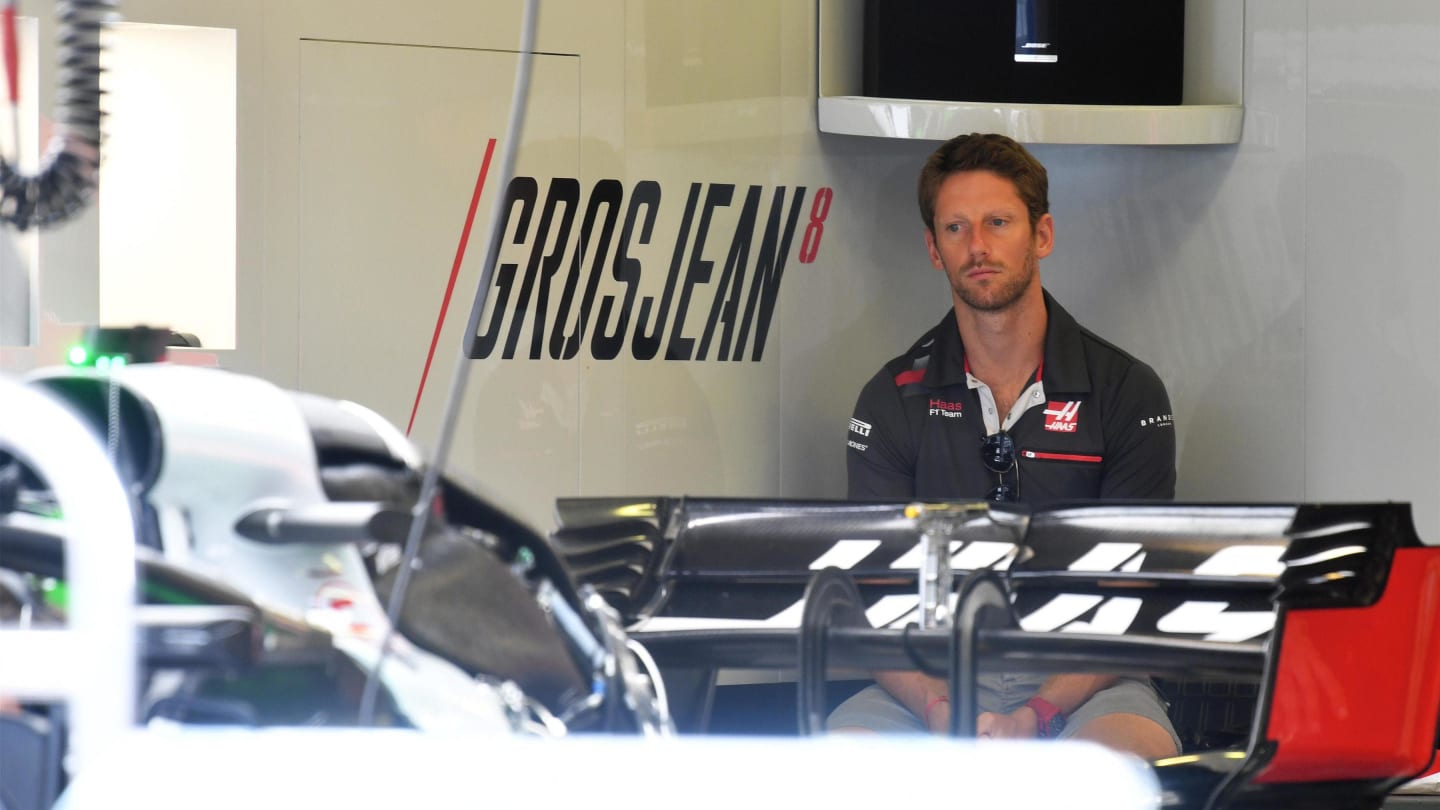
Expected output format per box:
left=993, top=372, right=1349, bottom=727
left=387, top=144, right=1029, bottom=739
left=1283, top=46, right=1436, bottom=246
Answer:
left=848, top=417, right=872, bottom=451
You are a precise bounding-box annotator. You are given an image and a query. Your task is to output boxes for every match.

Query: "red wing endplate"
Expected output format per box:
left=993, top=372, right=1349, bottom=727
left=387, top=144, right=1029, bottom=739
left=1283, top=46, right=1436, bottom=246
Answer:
left=1258, top=547, right=1440, bottom=786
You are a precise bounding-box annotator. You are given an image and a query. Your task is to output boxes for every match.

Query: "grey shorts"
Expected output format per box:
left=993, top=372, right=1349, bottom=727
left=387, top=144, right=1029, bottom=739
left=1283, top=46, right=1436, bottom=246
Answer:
left=826, top=676, right=1181, bottom=751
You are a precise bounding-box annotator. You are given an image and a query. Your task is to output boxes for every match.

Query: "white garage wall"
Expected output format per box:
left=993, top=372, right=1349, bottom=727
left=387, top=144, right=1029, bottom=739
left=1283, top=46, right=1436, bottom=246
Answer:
left=99, top=23, right=237, bottom=349
left=7, top=0, right=1437, bottom=543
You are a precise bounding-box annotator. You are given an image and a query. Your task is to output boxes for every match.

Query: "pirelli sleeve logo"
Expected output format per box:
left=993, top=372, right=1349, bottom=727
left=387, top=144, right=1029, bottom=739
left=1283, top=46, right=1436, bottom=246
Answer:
left=848, top=417, right=871, bottom=451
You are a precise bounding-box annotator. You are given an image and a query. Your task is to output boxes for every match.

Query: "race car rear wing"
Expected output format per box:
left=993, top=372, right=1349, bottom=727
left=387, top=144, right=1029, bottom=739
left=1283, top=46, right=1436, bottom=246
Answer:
left=552, top=498, right=1440, bottom=809
left=552, top=499, right=1406, bottom=639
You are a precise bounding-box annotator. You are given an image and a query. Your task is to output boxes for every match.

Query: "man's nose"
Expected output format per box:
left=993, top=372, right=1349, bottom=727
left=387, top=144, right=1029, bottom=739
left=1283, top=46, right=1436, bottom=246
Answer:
left=967, top=229, right=989, bottom=259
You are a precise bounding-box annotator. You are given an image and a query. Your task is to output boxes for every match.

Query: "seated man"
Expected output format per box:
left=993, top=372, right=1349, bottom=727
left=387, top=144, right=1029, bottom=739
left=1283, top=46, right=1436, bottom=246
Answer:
left=834, top=132, right=1179, bottom=759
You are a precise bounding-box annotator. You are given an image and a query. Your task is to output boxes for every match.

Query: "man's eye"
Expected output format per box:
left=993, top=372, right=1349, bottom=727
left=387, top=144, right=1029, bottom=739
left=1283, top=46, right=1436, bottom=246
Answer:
left=990, top=218, right=1007, bottom=227
left=946, top=223, right=961, bottom=233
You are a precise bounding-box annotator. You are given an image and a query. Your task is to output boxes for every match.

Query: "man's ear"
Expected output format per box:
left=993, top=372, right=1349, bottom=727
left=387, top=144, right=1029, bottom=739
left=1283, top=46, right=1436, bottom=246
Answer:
left=924, top=227, right=944, bottom=271
left=1033, top=213, right=1055, bottom=259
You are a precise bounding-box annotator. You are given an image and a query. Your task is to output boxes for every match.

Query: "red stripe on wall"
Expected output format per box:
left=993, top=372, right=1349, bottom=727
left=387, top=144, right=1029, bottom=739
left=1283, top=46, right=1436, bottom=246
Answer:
left=407, top=137, right=498, bottom=436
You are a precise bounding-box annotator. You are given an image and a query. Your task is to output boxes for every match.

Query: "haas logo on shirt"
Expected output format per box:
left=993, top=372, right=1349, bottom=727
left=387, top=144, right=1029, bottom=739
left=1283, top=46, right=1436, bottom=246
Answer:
left=1044, top=401, right=1081, bottom=432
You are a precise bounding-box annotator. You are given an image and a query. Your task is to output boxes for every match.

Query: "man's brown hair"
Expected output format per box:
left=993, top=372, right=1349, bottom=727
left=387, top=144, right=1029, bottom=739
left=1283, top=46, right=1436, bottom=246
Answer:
left=917, top=133, right=1049, bottom=232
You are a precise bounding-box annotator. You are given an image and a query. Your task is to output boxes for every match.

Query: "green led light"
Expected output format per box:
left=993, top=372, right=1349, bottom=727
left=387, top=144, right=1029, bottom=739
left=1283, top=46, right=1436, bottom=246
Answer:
left=111, top=355, right=127, bottom=368
left=515, top=547, right=536, bottom=571
left=41, top=578, right=70, bottom=612
left=67, top=345, right=88, bottom=366
left=95, top=355, right=110, bottom=371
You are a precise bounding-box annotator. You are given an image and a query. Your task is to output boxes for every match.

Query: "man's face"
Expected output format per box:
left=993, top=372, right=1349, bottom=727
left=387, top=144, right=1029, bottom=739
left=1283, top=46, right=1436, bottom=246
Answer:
left=924, top=170, right=1054, bottom=313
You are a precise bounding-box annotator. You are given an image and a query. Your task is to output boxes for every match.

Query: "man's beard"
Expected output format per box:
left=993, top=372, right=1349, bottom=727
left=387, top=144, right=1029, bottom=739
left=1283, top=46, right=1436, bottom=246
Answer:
left=953, top=245, right=1037, bottom=313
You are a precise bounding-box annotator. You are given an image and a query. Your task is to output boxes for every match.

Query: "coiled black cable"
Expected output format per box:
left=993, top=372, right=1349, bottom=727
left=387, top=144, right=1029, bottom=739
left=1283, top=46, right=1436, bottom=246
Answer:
left=0, top=0, right=114, bottom=231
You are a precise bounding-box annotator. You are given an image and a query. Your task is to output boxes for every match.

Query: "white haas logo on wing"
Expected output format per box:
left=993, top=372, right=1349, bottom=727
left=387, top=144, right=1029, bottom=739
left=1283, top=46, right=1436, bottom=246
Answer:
left=828, top=542, right=1280, bottom=640
left=641, top=541, right=1284, bottom=641
left=1021, top=543, right=1282, bottom=640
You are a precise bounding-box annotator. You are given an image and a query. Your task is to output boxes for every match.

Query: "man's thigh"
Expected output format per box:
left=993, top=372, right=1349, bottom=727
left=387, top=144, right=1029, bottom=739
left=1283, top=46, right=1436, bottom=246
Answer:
left=1059, top=677, right=1181, bottom=756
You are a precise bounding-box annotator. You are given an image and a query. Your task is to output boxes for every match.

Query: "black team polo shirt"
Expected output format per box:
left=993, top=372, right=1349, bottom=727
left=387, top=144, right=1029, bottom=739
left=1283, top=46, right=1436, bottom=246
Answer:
left=847, top=289, right=1175, bottom=502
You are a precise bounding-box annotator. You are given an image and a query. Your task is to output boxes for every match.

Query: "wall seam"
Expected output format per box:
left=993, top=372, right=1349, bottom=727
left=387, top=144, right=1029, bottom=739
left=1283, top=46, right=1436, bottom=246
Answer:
left=1300, top=0, right=1309, bottom=503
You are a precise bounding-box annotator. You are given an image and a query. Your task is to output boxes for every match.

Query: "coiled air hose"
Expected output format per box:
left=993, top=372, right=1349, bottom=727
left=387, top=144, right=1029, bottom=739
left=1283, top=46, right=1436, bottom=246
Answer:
left=0, top=0, right=114, bottom=231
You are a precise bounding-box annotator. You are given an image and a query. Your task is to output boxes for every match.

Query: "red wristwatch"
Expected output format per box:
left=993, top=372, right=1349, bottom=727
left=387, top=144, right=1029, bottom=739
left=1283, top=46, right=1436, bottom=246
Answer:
left=1024, top=696, right=1066, bottom=738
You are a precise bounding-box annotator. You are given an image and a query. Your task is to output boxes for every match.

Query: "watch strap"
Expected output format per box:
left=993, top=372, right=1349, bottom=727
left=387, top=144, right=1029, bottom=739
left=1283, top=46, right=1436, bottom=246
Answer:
left=1024, top=696, right=1065, bottom=738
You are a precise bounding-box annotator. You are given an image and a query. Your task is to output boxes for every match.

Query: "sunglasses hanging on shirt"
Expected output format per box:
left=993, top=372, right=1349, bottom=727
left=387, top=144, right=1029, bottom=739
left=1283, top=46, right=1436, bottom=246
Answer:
left=981, top=431, right=1020, bottom=502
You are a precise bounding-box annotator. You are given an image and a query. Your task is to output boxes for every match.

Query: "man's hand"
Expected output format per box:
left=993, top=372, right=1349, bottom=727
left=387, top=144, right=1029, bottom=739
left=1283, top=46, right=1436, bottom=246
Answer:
left=975, top=704, right=1038, bottom=739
